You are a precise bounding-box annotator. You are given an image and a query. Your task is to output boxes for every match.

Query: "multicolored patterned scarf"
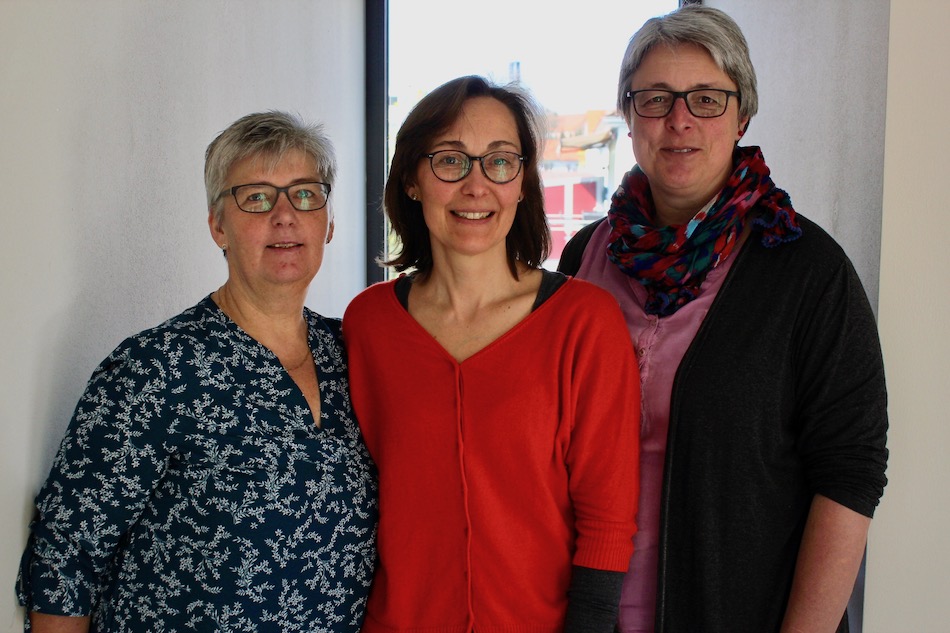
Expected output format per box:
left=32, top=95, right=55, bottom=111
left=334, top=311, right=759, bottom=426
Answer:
left=606, top=146, right=801, bottom=316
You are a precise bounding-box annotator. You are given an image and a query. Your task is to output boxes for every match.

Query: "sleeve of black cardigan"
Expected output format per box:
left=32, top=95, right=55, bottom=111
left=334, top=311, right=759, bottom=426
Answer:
left=795, top=255, right=888, bottom=517
left=563, top=565, right=625, bottom=633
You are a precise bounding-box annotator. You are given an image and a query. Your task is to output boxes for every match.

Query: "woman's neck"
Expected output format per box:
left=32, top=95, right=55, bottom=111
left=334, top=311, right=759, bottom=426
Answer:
left=654, top=193, right=719, bottom=227
left=416, top=252, right=531, bottom=318
left=408, top=256, right=542, bottom=363
left=212, top=281, right=307, bottom=346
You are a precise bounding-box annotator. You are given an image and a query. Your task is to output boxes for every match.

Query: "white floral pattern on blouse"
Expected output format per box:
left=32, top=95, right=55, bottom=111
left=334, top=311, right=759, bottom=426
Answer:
left=17, top=296, right=377, bottom=632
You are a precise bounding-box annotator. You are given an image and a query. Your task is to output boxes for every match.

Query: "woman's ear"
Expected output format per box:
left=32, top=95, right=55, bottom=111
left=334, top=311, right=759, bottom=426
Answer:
left=738, top=117, right=750, bottom=140
left=405, top=176, right=421, bottom=201
left=326, top=220, right=335, bottom=244
left=208, top=209, right=228, bottom=256
left=208, top=209, right=224, bottom=247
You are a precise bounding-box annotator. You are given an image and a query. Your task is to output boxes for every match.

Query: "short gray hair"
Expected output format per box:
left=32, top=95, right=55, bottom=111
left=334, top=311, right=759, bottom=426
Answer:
left=617, top=5, right=757, bottom=127
left=204, top=111, right=337, bottom=221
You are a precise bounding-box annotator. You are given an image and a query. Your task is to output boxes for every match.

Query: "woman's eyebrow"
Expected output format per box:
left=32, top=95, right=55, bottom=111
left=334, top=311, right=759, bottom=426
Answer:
left=429, top=139, right=520, bottom=151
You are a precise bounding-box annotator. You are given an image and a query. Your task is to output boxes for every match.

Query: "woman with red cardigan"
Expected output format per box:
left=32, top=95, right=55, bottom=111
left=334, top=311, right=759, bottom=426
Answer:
left=344, top=76, right=640, bottom=633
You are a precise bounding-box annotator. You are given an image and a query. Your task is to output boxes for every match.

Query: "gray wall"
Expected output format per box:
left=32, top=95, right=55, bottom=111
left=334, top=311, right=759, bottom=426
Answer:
left=710, top=0, right=889, bottom=311
left=0, top=3, right=366, bottom=630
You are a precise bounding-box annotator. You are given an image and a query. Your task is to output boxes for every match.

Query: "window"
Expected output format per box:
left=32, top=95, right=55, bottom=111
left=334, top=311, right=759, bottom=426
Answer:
left=367, top=0, right=678, bottom=279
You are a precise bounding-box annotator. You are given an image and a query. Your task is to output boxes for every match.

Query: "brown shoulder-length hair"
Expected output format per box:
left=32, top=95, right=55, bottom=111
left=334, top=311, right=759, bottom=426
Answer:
left=383, top=75, right=549, bottom=279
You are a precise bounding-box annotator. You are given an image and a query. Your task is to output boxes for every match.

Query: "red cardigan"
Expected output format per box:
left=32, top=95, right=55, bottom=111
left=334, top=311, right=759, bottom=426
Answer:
left=343, top=277, right=640, bottom=633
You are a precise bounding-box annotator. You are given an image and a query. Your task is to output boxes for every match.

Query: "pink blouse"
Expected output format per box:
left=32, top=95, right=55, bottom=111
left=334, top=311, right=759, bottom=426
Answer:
left=574, top=219, right=739, bottom=632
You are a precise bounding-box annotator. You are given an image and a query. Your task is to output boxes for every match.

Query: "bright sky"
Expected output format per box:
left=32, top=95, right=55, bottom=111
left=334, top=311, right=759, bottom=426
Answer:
left=389, top=0, right=677, bottom=115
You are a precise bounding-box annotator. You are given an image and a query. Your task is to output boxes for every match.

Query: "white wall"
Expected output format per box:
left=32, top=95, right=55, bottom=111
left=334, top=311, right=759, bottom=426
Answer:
left=866, top=1, right=950, bottom=630
left=0, top=2, right=366, bottom=630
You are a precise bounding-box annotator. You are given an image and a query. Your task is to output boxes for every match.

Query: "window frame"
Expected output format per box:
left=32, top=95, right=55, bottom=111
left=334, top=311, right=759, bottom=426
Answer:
left=364, top=0, right=387, bottom=285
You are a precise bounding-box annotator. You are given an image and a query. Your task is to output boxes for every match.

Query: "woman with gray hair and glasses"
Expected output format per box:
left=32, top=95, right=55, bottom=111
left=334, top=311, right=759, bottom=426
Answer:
left=17, top=111, right=377, bottom=633
left=559, top=6, right=888, bottom=633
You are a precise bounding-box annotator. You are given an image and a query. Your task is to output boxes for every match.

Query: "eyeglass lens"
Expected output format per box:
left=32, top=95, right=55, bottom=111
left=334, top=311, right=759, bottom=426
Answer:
left=631, top=89, right=734, bottom=118
left=232, top=183, right=329, bottom=213
left=429, top=150, right=522, bottom=184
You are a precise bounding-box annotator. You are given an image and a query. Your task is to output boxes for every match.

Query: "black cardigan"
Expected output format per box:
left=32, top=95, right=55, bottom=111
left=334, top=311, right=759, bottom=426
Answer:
left=560, top=214, right=888, bottom=633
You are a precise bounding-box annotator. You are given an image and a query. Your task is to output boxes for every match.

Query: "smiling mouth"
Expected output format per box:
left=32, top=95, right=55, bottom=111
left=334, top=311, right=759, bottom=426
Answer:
left=268, top=242, right=302, bottom=249
left=452, top=211, right=493, bottom=220
left=667, top=148, right=696, bottom=153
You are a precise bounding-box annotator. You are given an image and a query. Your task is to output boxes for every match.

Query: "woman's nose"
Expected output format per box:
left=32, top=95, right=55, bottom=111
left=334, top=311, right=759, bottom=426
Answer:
left=665, top=97, right=695, bottom=129
left=269, top=192, right=298, bottom=223
left=459, top=160, right=492, bottom=193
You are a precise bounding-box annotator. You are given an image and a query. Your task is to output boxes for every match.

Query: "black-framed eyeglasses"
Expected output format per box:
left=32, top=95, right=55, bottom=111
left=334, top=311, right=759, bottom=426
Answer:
left=625, top=89, right=741, bottom=118
left=222, top=182, right=331, bottom=213
left=424, top=150, right=524, bottom=184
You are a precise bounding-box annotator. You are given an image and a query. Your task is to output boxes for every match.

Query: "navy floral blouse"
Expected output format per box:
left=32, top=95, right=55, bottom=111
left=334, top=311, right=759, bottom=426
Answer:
left=17, top=296, right=377, bottom=632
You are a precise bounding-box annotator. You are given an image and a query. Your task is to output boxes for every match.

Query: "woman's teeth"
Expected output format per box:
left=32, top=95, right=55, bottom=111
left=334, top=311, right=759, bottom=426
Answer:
left=454, top=211, right=491, bottom=220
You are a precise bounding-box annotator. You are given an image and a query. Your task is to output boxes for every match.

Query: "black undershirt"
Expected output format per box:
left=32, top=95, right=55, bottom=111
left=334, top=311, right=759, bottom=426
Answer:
left=394, top=268, right=569, bottom=311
